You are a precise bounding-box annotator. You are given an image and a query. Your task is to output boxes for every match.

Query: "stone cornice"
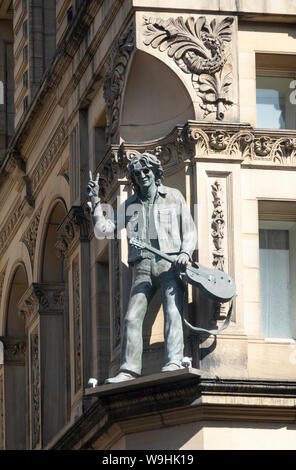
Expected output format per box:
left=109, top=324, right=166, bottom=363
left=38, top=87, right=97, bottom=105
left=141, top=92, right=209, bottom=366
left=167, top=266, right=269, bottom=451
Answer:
left=96, top=121, right=296, bottom=200
left=49, top=370, right=296, bottom=450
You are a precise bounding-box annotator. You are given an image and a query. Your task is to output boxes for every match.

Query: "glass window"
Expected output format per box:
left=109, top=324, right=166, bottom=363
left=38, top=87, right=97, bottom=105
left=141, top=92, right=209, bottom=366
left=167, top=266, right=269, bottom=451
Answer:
left=259, top=220, right=296, bottom=339
left=256, top=76, right=296, bottom=130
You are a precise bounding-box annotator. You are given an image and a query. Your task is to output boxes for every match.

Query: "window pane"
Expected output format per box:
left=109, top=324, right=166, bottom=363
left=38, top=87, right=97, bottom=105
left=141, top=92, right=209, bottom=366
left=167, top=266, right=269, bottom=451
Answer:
left=259, top=229, right=292, bottom=338
left=256, top=76, right=296, bottom=130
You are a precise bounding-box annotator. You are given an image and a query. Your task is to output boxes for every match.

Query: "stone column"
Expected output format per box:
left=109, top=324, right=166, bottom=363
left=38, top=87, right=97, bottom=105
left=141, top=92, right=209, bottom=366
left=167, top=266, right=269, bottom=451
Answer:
left=18, top=283, right=66, bottom=448
left=0, top=337, right=27, bottom=450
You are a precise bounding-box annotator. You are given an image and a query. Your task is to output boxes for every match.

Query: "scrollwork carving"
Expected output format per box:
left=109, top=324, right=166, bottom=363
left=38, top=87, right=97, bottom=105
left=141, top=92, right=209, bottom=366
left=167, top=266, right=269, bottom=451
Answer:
left=103, top=23, right=135, bottom=145
left=143, top=15, right=234, bottom=120
left=211, top=180, right=225, bottom=271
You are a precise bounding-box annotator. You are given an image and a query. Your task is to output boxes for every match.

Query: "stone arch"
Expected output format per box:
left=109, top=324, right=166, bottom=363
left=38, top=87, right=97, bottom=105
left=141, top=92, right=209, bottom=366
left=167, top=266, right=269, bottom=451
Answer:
left=33, top=198, right=69, bottom=446
left=35, top=197, right=67, bottom=283
left=119, top=50, right=195, bottom=142
left=2, top=262, right=29, bottom=449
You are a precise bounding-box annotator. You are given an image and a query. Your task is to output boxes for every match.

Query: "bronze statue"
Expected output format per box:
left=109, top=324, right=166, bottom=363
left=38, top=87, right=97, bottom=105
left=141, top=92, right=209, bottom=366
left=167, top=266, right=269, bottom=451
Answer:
left=87, top=153, right=197, bottom=383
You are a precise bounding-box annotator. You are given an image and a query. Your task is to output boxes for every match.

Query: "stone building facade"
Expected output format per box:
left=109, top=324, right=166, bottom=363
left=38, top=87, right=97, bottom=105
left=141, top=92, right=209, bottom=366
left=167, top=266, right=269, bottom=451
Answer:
left=0, top=0, right=296, bottom=450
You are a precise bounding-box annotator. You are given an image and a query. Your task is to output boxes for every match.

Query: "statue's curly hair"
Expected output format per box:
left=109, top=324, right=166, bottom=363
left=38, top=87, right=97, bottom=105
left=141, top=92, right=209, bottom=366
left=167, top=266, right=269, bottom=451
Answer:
left=127, top=153, right=163, bottom=191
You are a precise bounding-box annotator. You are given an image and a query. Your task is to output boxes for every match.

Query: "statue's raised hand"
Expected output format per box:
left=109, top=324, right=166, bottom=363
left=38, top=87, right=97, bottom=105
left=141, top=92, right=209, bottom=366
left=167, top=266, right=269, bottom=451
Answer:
left=87, top=171, right=100, bottom=212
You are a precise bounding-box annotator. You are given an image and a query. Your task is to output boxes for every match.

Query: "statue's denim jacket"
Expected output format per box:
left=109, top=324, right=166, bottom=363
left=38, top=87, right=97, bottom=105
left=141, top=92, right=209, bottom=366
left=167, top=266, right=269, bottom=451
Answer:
left=93, top=185, right=197, bottom=264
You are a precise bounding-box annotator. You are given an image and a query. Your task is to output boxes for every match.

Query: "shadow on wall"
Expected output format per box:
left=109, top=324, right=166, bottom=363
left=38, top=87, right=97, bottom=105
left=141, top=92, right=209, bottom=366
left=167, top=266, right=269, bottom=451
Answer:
left=120, top=50, right=195, bottom=142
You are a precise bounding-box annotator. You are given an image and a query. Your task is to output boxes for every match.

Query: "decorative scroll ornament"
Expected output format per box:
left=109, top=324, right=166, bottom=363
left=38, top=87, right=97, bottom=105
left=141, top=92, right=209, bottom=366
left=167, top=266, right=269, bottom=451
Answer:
left=103, top=23, right=135, bottom=145
left=143, top=15, right=234, bottom=120
left=211, top=180, right=225, bottom=271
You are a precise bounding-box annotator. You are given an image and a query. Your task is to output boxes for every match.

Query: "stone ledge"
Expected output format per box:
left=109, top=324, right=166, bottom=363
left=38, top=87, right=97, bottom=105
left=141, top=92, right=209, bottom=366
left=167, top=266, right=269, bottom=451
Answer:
left=50, top=372, right=296, bottom=449
left=85, top=367, right=205, bottom=398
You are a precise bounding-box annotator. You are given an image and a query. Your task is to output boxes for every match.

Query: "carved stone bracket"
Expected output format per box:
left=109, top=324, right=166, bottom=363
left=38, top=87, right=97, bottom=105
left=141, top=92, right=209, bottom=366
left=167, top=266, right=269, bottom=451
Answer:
left=56, top=206, right=90, bottom=258
left=103, top=23, right=135, bottom=145
left=18, top=283, right=65, bottom=326
left=0, top=337, right=26, bottom=365
left=143, top=15, right=235, bottom=121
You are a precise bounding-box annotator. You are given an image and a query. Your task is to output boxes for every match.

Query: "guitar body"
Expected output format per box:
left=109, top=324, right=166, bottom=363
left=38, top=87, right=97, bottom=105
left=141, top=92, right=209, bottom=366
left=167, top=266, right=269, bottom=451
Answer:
left=129, top=238, right=236, bottom=302
left=184, top=262, right=236, bottom=303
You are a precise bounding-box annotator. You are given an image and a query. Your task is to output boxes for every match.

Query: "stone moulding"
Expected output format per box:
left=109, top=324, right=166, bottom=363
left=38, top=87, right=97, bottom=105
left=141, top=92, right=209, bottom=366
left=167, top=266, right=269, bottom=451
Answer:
left=30, top=122, right=68, bottom=196
left=95, top=121, right=296, bottom=199
left=143, top=15, right=235, bottom=121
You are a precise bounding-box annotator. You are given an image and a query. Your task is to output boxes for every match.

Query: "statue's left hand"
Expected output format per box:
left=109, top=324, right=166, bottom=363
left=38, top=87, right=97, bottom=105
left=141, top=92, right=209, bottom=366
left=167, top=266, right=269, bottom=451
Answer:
left=175, top=252, right=189, bottom=272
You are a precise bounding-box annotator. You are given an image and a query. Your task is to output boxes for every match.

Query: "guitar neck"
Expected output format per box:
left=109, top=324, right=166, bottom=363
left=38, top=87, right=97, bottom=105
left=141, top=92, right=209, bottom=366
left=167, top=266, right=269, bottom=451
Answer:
left=139, top=242, right=175, bottom=264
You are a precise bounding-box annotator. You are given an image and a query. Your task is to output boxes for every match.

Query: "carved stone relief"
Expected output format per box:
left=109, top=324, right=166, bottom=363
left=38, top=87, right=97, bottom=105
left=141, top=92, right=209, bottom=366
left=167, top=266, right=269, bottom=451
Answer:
left=1, top=338, right=26, bottom=365
left=18, top=283, right=65, bottom=327
left=211, top=180, right=225, bottom=272
left=103, top=23, right=135, bottom=145
left=30, top=332, right=40, bottom=449
left=72, top=260, right=82, bottom=393
left=21, top=206, right=42, bottom=269
left=209, top=177, right=230, bottom=320
left=96, top=122, right=296, bottom=199
left=110, top=238, right=121, bottom=350
left=56, top=206, right=89, bottom=259
left=143, top=15, right=235, bottom=121
left=30, top=122, right=68, bottom=195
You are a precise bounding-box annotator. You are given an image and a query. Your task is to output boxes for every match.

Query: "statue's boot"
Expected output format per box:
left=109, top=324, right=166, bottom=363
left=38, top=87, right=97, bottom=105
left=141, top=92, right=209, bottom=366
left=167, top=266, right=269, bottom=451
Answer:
left=105, top=371, right=139, bottom=384
left=161, top=357, right=191, bottom=372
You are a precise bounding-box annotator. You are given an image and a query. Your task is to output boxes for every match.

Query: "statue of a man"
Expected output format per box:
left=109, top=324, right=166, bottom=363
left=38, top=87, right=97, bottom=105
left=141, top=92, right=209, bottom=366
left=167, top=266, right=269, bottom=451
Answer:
left=87, top=153, right=197, bottom=383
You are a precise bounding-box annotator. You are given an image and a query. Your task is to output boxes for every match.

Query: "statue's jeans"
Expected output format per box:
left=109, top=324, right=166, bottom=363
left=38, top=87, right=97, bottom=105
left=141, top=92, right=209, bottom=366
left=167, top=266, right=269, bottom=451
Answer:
left=120, top=256, right=185, bottom=375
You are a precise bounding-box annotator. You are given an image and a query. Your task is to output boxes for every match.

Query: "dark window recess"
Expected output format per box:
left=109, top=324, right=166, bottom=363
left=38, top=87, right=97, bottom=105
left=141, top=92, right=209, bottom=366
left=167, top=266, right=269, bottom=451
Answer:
left=23, top=20, right=27, bottom=37
left=22, top=71, right=28, bottom=88
left=67, top=7, right=73, bottom=24
left=23, top=95, right=28, bottom=113
left=23, top=45, right=28, bottom=62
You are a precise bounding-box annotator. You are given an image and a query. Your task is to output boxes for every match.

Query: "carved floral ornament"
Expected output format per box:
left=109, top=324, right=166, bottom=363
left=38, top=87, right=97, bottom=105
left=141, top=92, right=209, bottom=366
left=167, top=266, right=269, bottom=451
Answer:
left=96, top=123, right=296, bottom=199
left=103, top=23, right=135, bottom=145
left=143, top=15, right=234, bottom=121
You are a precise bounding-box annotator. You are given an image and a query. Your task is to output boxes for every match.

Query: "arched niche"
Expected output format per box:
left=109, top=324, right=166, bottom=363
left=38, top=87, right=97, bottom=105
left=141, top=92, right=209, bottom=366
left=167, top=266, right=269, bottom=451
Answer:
left=120, top=50, right=195, bottom=142
left=41, top=200, right=66, bottom=283
left=39, top=200, right=68, bottom=446
left=3, top=263, right=28, bottom=450
left=5, top=264, right=27, bottom=336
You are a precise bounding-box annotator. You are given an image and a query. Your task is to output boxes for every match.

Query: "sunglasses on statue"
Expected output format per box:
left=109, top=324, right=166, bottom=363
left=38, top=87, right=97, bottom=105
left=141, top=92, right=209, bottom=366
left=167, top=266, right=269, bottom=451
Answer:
left=134, top=168, right=151, bottom=177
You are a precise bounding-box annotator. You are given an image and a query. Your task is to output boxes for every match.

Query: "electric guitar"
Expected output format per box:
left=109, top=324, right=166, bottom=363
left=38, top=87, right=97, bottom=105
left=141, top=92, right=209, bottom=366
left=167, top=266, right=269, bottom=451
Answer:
left=130, top=238, right=236, bottom=303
